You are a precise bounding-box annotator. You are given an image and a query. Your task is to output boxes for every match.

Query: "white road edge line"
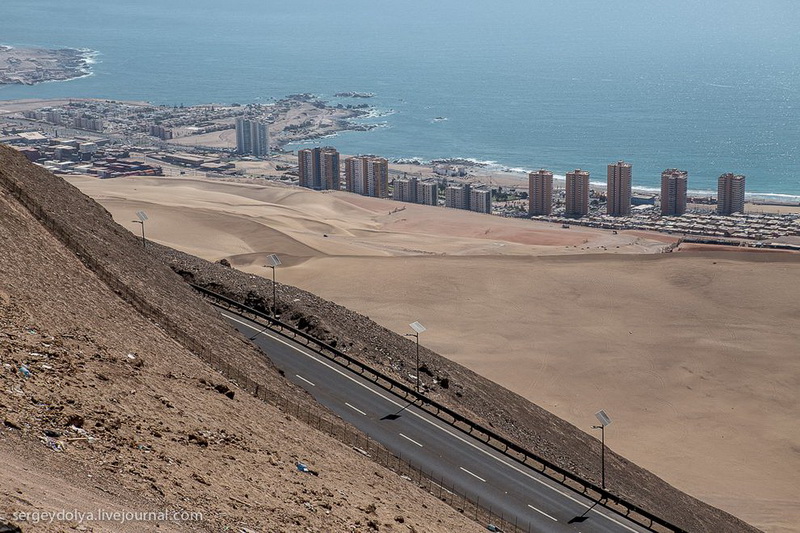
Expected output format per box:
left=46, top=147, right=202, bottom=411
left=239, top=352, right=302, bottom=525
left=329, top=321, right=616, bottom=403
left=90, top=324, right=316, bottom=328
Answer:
left=459, top=466, right=486, bottom=483
left=527, top=504, right=558, bottom=522
left=346, top=402, right=367, bottom=416
left=222, top=312, right=645, bottom=533
left=399, top=433, right=423, bottom=447
left=430, top=480, right=453, bottom=495
left=295, top=374, right=315, bottom=387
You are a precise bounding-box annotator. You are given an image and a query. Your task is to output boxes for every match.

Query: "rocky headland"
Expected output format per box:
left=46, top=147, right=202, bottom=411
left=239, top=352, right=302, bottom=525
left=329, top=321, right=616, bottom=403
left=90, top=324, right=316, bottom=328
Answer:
left=0, top=45, right=95, bottom=86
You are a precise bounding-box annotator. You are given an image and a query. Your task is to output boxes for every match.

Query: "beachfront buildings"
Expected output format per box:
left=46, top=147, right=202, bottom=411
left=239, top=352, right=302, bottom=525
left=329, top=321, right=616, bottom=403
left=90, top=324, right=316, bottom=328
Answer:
left=528, top=169, right=553, bottom=216
left=607, top=160, right=632, bottom=216
left=565, top=169, right=590, bottom=217
left=445, top=183, right=492, bottom=214
left=345, top=156, right=389, bottom=198
left=298, top=147, right=340, bottom=190
left=661, top=169, right=688, bottom=216
left=393, top=175, right=418, bottom=203
left=23, top=108, right=104, bottom=132
left=470, top=188, right=492, bottom=214
left=445, top=183, right=471, bottom=210
left=417, top=181, right=438, bottom=206
left=235, top=118, right=269, bottom=157
left=393, top=176, right=439, bottom=206
left=717, top=173, right=746, bottom=215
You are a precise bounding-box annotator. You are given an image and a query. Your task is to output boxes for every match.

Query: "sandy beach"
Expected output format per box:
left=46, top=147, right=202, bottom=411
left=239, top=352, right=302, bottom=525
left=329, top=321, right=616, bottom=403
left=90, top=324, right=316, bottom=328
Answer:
left=66, top=174, right=800, bottom=532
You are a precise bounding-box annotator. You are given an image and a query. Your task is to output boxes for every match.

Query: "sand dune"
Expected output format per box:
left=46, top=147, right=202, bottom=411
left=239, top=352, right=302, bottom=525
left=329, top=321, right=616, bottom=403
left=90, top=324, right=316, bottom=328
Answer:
left=67, top=175, right=800, bottom=532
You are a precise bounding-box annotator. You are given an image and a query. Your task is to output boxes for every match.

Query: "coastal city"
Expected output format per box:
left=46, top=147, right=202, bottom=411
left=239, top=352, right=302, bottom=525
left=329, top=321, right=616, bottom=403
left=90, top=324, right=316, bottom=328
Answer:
left=1, top=97, right=799, bottom=250
left=3, top=4, right=800, bottom=532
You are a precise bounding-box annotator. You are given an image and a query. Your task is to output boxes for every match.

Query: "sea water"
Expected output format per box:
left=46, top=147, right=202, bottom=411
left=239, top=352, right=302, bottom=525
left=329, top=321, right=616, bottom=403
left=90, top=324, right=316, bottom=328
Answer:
left=2, top=0, right=799, bottom=198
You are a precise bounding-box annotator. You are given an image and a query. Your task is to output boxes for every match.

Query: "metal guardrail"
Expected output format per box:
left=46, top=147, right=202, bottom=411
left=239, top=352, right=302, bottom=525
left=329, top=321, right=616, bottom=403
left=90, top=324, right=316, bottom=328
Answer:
left=191, top=284, right=688, bottom=533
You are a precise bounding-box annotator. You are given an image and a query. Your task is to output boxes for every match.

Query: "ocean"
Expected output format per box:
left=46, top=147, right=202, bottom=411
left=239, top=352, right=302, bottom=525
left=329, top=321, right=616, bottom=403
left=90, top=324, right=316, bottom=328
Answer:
left=2, top=0, right=799, bottom=199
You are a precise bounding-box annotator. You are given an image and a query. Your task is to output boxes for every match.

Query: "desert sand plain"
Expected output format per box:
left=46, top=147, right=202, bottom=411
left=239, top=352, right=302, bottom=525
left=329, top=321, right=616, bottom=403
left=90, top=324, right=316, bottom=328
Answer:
left=67, top=174, right=800, bottom=533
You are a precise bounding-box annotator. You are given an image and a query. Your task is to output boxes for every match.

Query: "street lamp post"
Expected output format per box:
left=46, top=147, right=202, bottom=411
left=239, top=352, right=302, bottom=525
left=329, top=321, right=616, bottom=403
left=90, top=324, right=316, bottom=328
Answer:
left=132, top=211, right=148, bottom=248
left=405, top=321, right=426, bottom=393
left=265, top=254, right=281, bottom=318
left=592, top=409, right=612, bottom=490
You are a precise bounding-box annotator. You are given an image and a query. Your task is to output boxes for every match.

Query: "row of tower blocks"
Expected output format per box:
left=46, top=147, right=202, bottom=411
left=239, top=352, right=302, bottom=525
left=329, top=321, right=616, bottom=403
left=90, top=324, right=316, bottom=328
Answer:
left=297, top=147, right=493, bottom=214
left=529, top=162, right=746, bottom=217
left=297, top=147, right=390, bottom=196
left=295, top=147, right=745, bottom=217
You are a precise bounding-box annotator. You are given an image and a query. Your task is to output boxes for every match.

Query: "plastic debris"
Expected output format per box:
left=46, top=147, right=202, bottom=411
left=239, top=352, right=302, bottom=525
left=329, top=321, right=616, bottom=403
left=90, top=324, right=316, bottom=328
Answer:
left=40, top=436, right=65, bottom=452
left=70, top=426, right=95, bottom=441
left=18, top=365, right=31, bottom=378
left=295, top=462, right=319, bottom=476
left=127, top=353, right=137, bottom=360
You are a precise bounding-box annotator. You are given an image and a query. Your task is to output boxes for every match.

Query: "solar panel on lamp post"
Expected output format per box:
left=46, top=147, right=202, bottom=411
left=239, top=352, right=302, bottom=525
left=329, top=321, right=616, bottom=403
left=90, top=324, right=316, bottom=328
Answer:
left=592, top=409, right=612, bottom=490
left=265, top=254, right=281, bottom=318
left=405, top=321, right=426, bottom=393
left=132, top=211, right=148, bottom=248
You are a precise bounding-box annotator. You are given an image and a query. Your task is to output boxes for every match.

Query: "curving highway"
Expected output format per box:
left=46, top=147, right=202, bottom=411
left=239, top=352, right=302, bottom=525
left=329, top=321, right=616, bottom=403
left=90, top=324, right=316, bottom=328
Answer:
left=221, top=309, right=653, bottom=533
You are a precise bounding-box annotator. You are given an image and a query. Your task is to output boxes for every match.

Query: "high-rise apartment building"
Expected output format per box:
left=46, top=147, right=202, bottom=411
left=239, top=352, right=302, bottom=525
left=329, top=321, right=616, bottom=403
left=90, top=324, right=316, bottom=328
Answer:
left=298, top=147, right=340, bottom=190
left=344, top=156, right=365, bottom=195
left=528, top=169, right=553, bottom=216
left=717, top=173, right=745, bottom=215
left=417, top=181, right=438, bottom=206
left=469, top=188, right=492, bottom=214
left=660, top=169, right=688, bottom=216
left=344, top=156, right=388, bottom=198
left=445, top=183, right=471, bottom=210
left=393, top=176, right=418, bottom=203
left=565, top=169, right=590, bottom=217
left=235, top=118, right=269, bottom=157
left=320, top=148, right=340, bottom=191
left=607, top=160, right=632, bottom=216
left=298, top=148, right=316, bottom=189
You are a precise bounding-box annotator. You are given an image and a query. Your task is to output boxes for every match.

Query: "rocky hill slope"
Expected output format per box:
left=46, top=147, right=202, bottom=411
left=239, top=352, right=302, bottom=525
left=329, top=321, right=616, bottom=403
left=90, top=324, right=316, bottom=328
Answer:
left=0, top=144, right=482, bottom=532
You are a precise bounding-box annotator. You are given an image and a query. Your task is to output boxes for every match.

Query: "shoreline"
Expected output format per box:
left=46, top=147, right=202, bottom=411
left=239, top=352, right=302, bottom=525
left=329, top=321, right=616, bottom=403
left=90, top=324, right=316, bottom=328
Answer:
left=387, top=157, right=800, bottom=204
left=2, top=93, right=800, bottom=204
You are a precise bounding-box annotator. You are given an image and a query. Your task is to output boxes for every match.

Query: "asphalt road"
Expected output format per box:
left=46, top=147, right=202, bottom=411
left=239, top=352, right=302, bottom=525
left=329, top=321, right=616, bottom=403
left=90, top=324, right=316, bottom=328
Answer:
left=221, top=310, right=653, bottom=533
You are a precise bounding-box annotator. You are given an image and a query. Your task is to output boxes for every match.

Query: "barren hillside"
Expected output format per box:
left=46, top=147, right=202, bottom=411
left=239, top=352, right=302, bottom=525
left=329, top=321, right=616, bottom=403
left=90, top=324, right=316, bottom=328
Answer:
left=0, top=144, right=482, bottom=532
left=66, top=174, right=795, bottom=532
left=157, top=244, right=761, bottom=533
